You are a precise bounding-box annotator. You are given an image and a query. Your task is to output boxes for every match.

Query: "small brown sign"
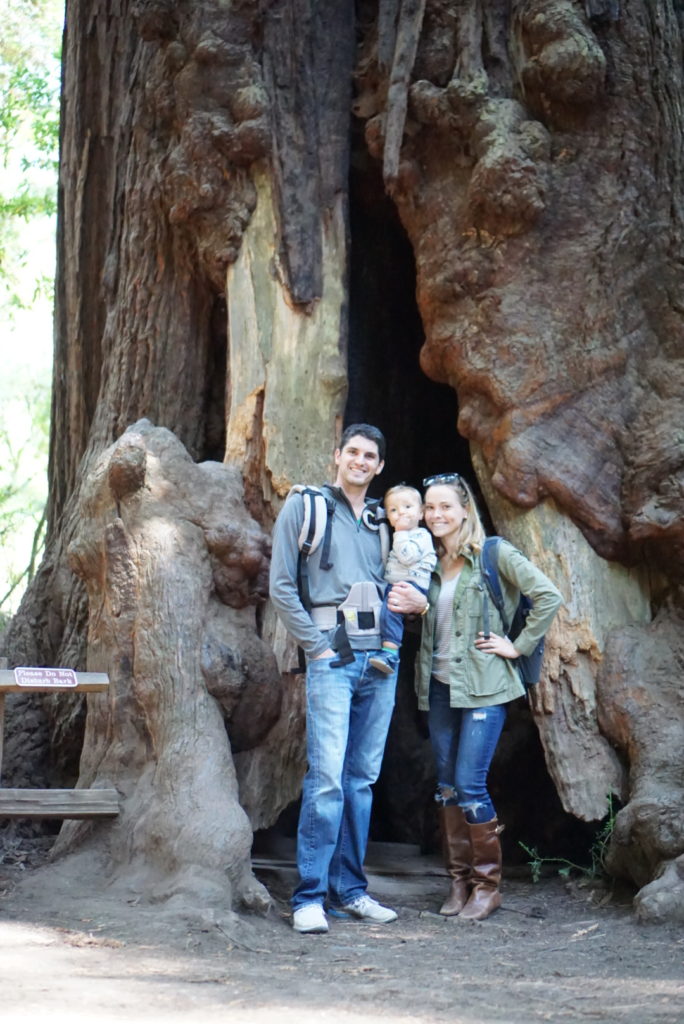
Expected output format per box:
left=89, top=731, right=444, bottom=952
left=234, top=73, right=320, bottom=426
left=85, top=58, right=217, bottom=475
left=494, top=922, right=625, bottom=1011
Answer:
left=14, top=667, right=78, bottom=688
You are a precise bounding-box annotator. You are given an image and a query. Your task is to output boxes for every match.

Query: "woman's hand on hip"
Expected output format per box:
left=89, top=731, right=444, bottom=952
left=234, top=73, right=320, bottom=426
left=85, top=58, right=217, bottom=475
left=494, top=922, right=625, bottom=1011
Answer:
left=388, top=581, right=428, bottom=615
left=474, top=631, right=520, bottom=659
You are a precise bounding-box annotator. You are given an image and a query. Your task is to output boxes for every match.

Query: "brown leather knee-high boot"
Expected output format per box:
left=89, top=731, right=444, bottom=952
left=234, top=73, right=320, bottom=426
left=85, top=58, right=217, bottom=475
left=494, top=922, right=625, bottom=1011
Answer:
left=459, top=817, right=503, bottom=921
left=438, top=805, right=472, bottom=916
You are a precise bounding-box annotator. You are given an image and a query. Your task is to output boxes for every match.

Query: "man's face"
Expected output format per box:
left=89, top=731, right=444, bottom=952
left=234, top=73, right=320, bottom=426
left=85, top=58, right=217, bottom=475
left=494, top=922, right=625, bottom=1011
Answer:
left=334, top=435, right=384, bottom=490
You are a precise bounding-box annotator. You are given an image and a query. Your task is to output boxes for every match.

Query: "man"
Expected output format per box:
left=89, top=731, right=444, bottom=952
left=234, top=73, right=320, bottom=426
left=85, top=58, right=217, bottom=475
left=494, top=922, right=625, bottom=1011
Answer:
left=270, top=424, right=410, bottom=934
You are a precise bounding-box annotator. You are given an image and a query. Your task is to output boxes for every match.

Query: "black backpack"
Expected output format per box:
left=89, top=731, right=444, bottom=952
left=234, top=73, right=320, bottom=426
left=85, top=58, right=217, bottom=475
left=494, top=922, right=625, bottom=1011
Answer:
left=480, top=536, right=546, bottom=689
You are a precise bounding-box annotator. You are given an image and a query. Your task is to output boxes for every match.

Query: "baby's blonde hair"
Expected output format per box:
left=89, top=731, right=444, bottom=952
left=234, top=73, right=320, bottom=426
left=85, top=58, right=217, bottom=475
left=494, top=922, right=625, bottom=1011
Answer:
left=384, top=484, right=423, bottom=506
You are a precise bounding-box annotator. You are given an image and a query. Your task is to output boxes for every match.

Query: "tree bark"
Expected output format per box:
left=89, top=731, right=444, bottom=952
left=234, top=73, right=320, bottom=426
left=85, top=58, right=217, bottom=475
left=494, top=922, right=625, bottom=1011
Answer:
left=53, top=421, right=277, bottom=909
left=473, top=446, right=649, bottom=823
left=2, top=0, right=355, bottom=909
left=355, top=0, right=684, bottom=916
left=359, top=0, right=684, bottom=565
left=3, top=0, right=684, bottom=922
left=598, top=607, right=684, bottom=923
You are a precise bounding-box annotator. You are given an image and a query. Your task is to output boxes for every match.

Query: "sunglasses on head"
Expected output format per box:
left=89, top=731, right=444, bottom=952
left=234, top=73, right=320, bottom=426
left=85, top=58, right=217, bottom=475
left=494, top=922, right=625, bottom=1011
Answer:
left=422, top=473, right=462, bottom=487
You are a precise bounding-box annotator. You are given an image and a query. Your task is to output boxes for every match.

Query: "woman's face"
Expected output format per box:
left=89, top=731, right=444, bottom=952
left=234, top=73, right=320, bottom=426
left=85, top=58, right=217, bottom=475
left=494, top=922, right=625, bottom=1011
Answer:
left=423, top=484, right=468, bottom=544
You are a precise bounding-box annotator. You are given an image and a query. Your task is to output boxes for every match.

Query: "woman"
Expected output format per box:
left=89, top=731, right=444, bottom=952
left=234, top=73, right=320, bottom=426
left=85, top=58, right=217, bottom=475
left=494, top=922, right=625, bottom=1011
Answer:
left=413, top=473, right=562, bottom=920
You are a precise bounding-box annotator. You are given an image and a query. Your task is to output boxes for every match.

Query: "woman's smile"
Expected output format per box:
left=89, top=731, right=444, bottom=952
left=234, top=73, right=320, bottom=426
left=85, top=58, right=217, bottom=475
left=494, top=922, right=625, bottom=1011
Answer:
left=423, top=484, right=468, bottom=544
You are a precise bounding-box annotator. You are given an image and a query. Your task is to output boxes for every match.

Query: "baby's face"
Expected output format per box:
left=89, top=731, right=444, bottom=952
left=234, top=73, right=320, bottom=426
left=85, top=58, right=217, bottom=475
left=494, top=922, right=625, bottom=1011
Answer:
left=386, top=491, right=423, bottom=531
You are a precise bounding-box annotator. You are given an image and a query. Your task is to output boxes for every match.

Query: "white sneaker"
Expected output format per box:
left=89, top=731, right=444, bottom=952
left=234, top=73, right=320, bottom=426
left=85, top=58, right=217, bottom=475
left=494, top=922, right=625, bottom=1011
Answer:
left=339, top=894, right=398, bottom=923
left=292, top=903, right=329, bottom=934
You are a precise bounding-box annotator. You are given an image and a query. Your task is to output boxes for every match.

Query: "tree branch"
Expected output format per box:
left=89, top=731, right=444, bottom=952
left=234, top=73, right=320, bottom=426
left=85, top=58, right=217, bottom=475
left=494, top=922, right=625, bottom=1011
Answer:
left=383, top=0, right=426, bottom=192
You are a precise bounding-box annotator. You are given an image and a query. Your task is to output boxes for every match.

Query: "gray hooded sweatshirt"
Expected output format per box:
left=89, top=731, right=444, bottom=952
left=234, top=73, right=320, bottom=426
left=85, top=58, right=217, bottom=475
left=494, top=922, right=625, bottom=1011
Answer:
left=269, top=485, right=385, bottom=659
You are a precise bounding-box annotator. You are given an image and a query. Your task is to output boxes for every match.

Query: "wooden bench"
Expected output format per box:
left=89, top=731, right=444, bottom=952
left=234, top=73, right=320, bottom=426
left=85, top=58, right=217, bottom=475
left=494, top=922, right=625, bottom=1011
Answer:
left=0, top=666, right=119, bottom=819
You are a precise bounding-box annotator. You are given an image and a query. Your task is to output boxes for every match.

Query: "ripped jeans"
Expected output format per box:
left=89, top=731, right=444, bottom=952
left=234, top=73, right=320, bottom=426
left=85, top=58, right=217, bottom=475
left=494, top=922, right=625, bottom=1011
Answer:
left=427, top=676, right=507, bottom=824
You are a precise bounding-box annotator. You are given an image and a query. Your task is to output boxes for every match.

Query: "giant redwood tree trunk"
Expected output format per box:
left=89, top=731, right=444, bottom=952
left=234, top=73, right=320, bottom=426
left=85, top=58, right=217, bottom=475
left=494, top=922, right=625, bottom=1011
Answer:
left=4, top=0, right=355, bottom=909
left=3, top=1, right=684, bottom=920
left=351, top=0, right=684, bottom=921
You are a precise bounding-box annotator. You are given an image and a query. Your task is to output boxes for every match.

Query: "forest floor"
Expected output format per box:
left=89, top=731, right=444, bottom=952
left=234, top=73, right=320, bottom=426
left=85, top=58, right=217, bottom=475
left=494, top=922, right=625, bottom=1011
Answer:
left=1, top=837, right=683, bottom=1024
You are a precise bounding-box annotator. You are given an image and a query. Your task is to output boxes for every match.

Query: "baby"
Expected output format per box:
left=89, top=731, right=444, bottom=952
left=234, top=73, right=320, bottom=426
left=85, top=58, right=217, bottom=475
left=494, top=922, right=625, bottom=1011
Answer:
left=370, top=484, right=437, bottom=675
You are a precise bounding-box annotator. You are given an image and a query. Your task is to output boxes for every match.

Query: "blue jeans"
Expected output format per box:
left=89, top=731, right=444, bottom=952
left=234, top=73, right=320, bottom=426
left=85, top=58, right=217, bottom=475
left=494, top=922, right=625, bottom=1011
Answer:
left=427, top=676, right=507, bottom=824
left=379, top=581, right=427, bottom=647
left=292, top=650, right=398, bottom=910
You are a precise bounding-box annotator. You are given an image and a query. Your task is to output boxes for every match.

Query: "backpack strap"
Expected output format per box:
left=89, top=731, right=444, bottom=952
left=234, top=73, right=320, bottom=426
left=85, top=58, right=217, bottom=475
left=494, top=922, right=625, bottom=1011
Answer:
left=286, top=485, right=337, bottom=673
left=480, top=536, right=545, bottom=688
left=287, top=486, right=336, bottom=615
left=291, top=487, right=331, bottom=559
left=361, top=498, right=390, bottom=564
left=317, top=488, right=336, bottom=571
left=480, top=536, right=510, bottom=633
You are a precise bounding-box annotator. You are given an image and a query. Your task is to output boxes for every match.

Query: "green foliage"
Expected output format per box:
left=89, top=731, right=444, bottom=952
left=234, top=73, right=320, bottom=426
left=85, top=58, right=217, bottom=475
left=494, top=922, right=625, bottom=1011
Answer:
left=519, top=796, right=617, bottom=883
left=0, top=63, right=60, bottom=167
left=0, top=1, right=61, bottom=625
left=0, top=0, right=62, bottom=315
left=589, top=795, right=617, bottom=877
left=0, top=372, right=50, bottom=621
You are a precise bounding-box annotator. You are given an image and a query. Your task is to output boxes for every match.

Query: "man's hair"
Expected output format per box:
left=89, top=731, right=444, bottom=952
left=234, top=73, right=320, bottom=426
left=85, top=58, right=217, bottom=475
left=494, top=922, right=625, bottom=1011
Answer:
left=338, top=423, right=386, bottom=462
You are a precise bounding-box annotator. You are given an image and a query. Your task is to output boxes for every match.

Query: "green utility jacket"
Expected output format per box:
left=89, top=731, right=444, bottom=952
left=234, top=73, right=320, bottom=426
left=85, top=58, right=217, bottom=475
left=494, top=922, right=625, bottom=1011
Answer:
left=415, top=539, right=563, bottom=710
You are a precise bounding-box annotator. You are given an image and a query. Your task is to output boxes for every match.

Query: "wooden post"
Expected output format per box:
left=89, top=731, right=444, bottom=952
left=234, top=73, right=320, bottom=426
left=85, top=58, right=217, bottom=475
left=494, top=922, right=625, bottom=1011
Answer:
left=0, top=789, right=119, bottom=818
left=0, top=664, right=118, bottom=818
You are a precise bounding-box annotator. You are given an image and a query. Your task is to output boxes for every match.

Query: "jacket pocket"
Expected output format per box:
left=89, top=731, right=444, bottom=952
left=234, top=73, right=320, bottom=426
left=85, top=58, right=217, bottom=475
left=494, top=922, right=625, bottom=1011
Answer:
left=465, top=650, right=511, bottom=698
left=464, top=609, right=516, bottom=697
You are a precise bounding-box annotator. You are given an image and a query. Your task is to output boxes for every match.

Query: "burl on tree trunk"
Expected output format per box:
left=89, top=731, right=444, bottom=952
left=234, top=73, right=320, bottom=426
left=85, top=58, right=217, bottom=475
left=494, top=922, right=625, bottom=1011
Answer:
left=53, top=421, right=280, bottom=910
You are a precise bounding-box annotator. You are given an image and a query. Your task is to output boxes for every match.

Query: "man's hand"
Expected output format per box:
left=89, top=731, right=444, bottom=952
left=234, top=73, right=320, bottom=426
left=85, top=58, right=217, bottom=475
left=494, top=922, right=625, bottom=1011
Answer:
left=312, top=648, right=336, bottom=660
left=388, top=581, right=428, bottom=615
left=474, top=631, right=520, bottom=659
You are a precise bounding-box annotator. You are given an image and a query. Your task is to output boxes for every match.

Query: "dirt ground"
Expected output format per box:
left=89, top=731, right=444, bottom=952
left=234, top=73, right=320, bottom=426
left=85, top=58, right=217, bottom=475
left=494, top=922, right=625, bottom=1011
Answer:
left=1, top=838, right=683, bottom=1024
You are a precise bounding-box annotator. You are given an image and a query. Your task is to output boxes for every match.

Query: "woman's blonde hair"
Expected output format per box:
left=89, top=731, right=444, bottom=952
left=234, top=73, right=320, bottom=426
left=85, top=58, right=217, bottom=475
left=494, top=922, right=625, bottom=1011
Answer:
left=423, top=474, right=485, bottom=556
